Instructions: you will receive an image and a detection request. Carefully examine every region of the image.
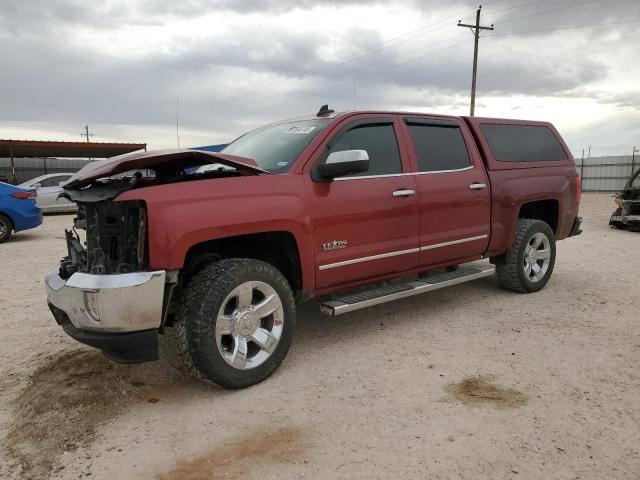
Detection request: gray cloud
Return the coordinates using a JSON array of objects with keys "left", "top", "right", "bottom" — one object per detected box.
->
[
  {"left": 595, "top": 91, "right": 640, "bottom": 110},
  {"left": 0, "top": 0, "right": 638, "bottom": 151}
]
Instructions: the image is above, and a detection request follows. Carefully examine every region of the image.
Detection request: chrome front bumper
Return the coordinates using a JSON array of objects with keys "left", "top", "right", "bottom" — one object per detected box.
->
[{"left": 45, "top": 268, "right": 166, "bottom": 333}]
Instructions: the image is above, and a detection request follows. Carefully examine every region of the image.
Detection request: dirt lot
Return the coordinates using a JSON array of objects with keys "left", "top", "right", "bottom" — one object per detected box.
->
[{"left": 0, "top": 193, "right": 638, "bottom": 480}]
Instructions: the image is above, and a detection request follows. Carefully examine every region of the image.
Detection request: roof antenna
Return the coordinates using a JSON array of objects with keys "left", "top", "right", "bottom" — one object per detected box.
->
[{"left": 316, "top": 104, "right": 334, "bottom": 117}]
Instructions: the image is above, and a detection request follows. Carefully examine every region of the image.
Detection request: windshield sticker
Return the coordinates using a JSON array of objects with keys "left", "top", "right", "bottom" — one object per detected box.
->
[
  {"left": 285, "top": 125, "right": 316, "bottom": 134},
  {"left": 276, "top": 161, "right": 289, "bottom": 167}
]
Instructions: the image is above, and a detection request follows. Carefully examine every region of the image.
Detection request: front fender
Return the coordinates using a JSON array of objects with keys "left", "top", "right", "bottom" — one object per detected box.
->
[{"left": 117, "top": 175, "right": 316, "bottom": 290}]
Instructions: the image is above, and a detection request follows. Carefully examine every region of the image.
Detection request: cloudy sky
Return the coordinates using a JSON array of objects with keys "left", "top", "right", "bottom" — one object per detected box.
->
[{"left": 1, "top": 0, "right": 639, "bottom": 156}]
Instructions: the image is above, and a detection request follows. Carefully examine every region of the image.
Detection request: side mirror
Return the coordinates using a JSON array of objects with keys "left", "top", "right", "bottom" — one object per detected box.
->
[
  {"left": 33, "top": 183, "right": 42, "bottom": 188},
  {"left": 317, "top": 150, "right": 369, "bottom": 180}
]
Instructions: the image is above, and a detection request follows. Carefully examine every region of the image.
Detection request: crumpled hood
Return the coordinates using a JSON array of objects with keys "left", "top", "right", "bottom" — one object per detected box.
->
[{"left": 62, "top": 149, "right": 269, "bottom": 188}]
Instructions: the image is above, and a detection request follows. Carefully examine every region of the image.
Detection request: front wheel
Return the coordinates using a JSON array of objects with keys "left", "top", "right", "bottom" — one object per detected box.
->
[
  {"left": 495, "top": 218, "right": 556, "bottom": 293},
  {"left": 173, "top": 258, "right": 296, "bottom": 389}
]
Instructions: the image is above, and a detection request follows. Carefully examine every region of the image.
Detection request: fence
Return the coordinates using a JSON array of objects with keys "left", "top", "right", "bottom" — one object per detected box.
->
[
  {"left": 0, "top": 157, "right": 92, "bottom": 184},
  {"left": 576, "top": 154, "right": 638, "bottom": 192}
]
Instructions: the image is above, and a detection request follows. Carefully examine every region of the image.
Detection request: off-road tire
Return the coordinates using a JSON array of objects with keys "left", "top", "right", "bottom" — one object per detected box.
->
[
  {"left": 495, "top": 218, "right": 556, "bottom": 293},
  {"left": 172, "top": 258, "right": 296, "bottom": 389},
  {"left": 0, "top": 214, "right": 13, "bottom": 243}
]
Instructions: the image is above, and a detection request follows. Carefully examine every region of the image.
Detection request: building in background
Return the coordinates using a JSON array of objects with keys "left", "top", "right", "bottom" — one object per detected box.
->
[{"left": 0, "top": 139, "right": 146, "bottom": 184}]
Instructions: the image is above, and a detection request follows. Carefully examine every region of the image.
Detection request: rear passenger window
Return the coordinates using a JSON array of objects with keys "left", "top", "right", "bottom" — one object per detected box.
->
[
  {"left": 406, "top": 122, "right": 471, "bottom": 172},
  {"left": 329, "top": 124, "right": 402, "bottom": 176},
  {"left": 480, "top": 124, "right": 567, "bottom": 162},
  {"left": 39, "top": 176, "right": 63, "bottom": 187}
]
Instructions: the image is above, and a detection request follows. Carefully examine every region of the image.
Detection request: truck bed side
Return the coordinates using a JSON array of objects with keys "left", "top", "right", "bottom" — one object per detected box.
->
[{"left": 464, "top": 117, "right": 580, "bottom": 257}]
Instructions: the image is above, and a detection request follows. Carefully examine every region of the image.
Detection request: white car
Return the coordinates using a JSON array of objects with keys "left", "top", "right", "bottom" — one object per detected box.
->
[
  {"left": 19, "top": 173, "right": 77, "bottom": 213},
  {"left": 195, "top": 163, "right": 235, "bottom": 173}
]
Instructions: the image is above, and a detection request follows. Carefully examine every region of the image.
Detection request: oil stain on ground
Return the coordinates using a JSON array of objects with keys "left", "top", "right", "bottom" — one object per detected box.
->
[
  {"left": 4, "top": 349, "right": 187, "bottom": 479},
  {"left": 155, "top": 427, "right": 303, "bottom": 480},
  {"left": 446, "top": 376, "right": 528, "bottom": 408}
]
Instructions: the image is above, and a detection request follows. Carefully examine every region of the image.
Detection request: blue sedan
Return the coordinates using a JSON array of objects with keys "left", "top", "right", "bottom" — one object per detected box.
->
[{"left": 0, "top": 181, "right": 43, "bottom": 243}]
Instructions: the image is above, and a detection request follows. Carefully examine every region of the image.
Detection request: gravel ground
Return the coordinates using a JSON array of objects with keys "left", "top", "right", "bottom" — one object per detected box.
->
[{"left": 0, "top": 193, "right": 638, "bottom": 480}]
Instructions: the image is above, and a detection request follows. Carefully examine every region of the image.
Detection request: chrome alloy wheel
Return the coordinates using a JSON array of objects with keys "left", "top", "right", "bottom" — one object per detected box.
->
[
  {"left": 215, "top": 281, "right": 284, "bottom": 370},
  {"left": 523, "top": 232, "right": 551, "bottom": 283}
]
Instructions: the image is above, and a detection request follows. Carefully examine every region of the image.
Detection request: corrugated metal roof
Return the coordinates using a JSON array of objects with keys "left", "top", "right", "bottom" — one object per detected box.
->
[{"left": 0, "top": 139, "right": 146, "bottom": 158}]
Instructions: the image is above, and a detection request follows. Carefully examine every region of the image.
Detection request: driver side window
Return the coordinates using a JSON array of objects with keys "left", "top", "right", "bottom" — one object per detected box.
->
[{"left": 328, "top": 124, "right": 402, "bottom": 177}]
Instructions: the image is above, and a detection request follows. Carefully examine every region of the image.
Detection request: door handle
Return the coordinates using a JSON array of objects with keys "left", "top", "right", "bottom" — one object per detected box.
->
[
  {"left": 392, "top": 189, "right": 416, "bottom": 197},
  {"left": 468, "top": 183, "right": 487, "bottom": 190}
]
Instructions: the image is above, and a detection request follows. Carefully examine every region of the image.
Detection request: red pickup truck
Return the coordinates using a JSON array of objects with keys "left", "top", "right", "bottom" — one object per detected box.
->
[{"left": 46, "top": 108, "right": 582, "bottom": 388}]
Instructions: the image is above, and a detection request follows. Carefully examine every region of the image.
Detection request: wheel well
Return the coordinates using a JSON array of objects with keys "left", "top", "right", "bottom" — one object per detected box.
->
[
  {"left": 0, "top": 211, "right": 14, "bottom": 230},
  {"left": 518, "top": 200, "right": 559, "bottom": 233},
  {"left": 183, "top": 231, "right": 302, "bottom": 292}
]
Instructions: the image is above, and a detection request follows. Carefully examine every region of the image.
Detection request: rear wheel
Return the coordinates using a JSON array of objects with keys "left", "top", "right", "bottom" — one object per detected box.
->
[
  {"left": 0, "top": 214, "right": 12, "bottom": 243},
  {"left": 173, "top": 258, "right": 296, "bottom": 389},
  {"left": 495, "top": 218, "right": 556, "bottom": 293}
]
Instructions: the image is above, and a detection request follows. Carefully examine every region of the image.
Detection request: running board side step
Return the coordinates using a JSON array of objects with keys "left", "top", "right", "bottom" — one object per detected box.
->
[{"left": 320, "top": 265, "right": 495, "bottom": 316}]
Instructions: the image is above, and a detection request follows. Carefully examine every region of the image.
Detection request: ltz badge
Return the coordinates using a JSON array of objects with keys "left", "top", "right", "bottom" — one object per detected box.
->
[{"left": 322, "top": 240, "right": 348, "bottom": 251}]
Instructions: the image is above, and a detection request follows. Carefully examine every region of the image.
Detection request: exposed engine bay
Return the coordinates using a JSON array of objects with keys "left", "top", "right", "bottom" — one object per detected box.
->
[
  {"left": 61, "top": 200, "right": 146, "bottom": 278},
  {"left": 609, "top": 167, "right": 640, "bottom": 232},
  {"left": 58, "top": 151, "right": 261, "bottom": 279}
]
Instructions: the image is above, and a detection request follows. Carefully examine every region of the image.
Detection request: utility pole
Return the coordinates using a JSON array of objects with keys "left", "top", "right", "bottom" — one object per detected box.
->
[
  {"left": 176, "top": 96, "right": 181, "bottom": 149},
  {"left": 81, "top": 124, "right": 94, "bottom": 143},
  {"left": 458, "top": 6, "right": 494, "bottom": 116},
  {"left": 81, "top": 125, "right": 95, "bottom": 161},
  {"left": 353, "top": 80, "right": 357, "bottom": 110},
  {"left": 632, "top": 146, "right": 639, "bottom": 176}
]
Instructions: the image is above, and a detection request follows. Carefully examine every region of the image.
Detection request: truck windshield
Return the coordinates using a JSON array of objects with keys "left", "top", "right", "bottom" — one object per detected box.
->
[{"left": 222, "top": 119, "right": 331, "bottom": 172}]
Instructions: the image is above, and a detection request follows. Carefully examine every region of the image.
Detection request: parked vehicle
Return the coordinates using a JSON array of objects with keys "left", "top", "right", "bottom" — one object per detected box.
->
[
  {"left": 19, "top": 173, "right": 76, "bottom": 213},
  {"left": 45, "top": 108, "right": 582, "bottom": 388},
  {"left": 609, "top": 167, "right": 640, "bottom": 231},
  {"left": 0, "top": 181, "right": 42, "bottom": 243},
  {"left": 194, "top": 163, "right": 234, "bottom": 174}
]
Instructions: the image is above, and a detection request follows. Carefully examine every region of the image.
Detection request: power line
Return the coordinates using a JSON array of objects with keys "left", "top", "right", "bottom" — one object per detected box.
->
[
  {"left": 458, "top": 6, "right": 494, "bottom": 116},
  {"left": 495, "top": 0, "right": 605, "bottom": 25},
  {"left": 210, "top": 0, "right": 515, "bottom": 110},
  {"left": 211, "top": 10, "right": 474, "bottom": 109},
  {"left": 219, "top": 13, "right": 637, "bottom": 127},
  {"left": 201, "top": 0, "right": 554, "bottom": 116},
  {"left": 173, "top": 0, "right": 561, "bottom": 124},
  {"left": 92, "top": 10, "right": 640, "bottom": 141},
  {"left": 488, "top": 0, "right": 551, "bottom": 15},
  {"left": 192, "top": 31, "right": 468, "bottom": 124},
  {"left": 11, "top": 2, "right": 634, "bottom": 146},
  {"left": 484, "top": 18, "right": 640, "bottom": 36},
  {"left": 218, "top": 38, "right": 471, "bottom": 126}
]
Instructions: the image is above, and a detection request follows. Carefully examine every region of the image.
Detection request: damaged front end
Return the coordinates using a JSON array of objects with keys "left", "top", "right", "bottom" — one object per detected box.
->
[
  {"left": 62, "top": 197, "right": 147, "bottom": 279},
  {"left": 46, "top": 149, "right": 266, "bottom": 363},
  {"left": 58, "top": 148, "right": 266, "bottom": 278},
  {"left": 610, "top": 167, "right": 640, "bottom": 232},
  {"left": 47, "top": 183, "right": 165, "bottom": 363}
]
